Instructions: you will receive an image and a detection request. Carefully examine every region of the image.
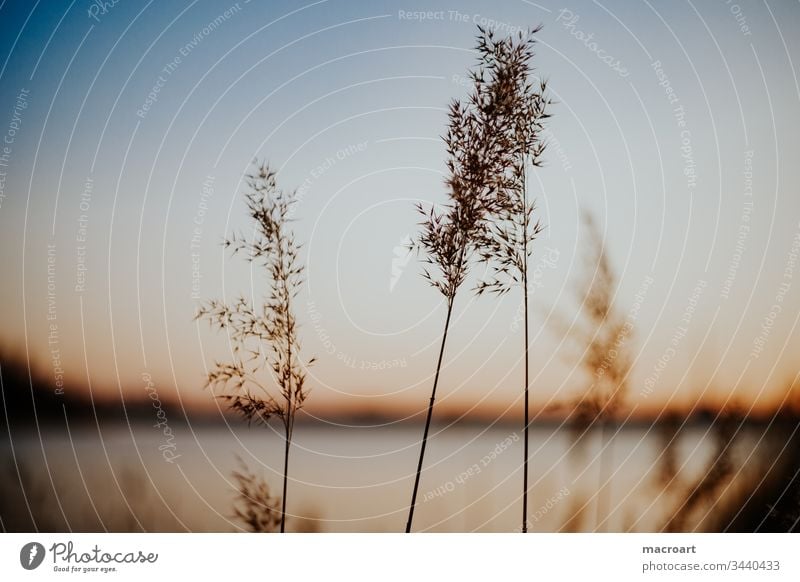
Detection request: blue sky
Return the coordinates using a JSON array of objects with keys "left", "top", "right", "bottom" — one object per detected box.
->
[{"left": 1, "top": 0, "right": 799, "bottom": 418}]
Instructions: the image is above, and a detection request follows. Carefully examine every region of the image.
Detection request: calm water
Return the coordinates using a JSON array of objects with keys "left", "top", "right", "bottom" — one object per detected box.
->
[{"left": 3, "top": 422, "right": 756, "bottom": 532}]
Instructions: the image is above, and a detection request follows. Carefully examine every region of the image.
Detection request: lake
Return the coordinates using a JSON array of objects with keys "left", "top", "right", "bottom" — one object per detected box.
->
[{"left": 1, "top": 421, "right": 762, "bottom": 532}]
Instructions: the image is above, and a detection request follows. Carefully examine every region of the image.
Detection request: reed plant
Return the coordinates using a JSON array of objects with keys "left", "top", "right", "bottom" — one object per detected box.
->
[
  {"left": 472, "top": 27, "right": 550, "bottom": 533},
  {"left": 231, "top": 457, "right": 282, "bottom": 533},
  {"left": 196, "top": 162, "right": 313, "bottom": 533},
  {"left": 405, "top": 26, "right": 528, "bottom": 533},
  {"left": 550, "top": 212, "right": 633, "bottom": 531}
]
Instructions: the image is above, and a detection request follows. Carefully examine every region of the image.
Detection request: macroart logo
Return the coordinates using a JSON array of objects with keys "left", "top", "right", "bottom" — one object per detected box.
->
[{"left": 19, "top": 542, "right": 45, "bottom": 570}]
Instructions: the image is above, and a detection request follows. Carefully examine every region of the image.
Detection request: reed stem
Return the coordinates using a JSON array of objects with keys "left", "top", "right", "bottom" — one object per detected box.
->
[
  {"left": 406, "top": 297, "right": 455, "bottom": 533},
  {"left": 522, "top": 160, "right": 530, "bottom": 533}
]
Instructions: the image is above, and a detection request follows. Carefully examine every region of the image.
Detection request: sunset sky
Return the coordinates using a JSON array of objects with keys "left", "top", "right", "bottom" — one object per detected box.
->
[{"left": 1, "top": 0, "right": 799, "bottom": 421}]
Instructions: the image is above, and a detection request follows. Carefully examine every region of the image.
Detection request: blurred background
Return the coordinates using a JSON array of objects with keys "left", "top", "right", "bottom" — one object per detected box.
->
[{"left": 1, "top": 0, "right": 799, "bottom": 532}]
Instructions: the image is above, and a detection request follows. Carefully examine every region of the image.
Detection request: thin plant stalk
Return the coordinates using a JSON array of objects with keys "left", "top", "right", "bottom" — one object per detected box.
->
[
  {"left": 553, "top": 211, "right": 632, "bottom": 531},
  {"left": 521, "top": 161, "right": 530, "bottom": 532},
  {"left": 595, "top": 419, "right": 612, "bottom": 531},
  {"left": 281, "top": 418, "right": 291, "bottom": 532},
  {"left": 405, "top": 26, "right": 522, "bottom": 531},
  {"left": 473, "top": 28, "right": 550, "bottom": 533},
  {"left": 196, "top": 162, "right": 313, "bottom": 533},
  {"left": 406, "top": 296, "right": 455, "bottom": 533}
]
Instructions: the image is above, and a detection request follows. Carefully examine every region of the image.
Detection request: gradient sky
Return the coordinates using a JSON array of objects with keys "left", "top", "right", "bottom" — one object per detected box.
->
[{"left": 1, "top": 0, "right": 799, "bottom": 420}]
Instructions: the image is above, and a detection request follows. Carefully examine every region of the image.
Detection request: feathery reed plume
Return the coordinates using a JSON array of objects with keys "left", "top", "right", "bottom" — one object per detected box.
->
[
  {"left": 473, "top": 26, "right": 550, "bottom": 533},
  {"left": 231, "top": 457, "right": 282, "bottom": 533},
  {"left": 196, "top": 162, "right": 313, "bottom": 533},
  {"left": 555, "top": 211, "right": 633, "bottom": 531},
  {"left": 405, "top": 26, "right": 524, "bottom": 533}
]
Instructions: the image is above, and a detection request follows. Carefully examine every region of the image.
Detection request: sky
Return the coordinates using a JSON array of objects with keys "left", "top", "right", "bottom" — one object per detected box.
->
[{"left": 1, "top": 0, "right": 799, "bottom": 421}]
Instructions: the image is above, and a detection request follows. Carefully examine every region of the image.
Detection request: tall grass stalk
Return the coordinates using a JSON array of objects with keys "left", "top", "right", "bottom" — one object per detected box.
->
[
  {"left": 473, "top": 27, "right": 550, "bottom": 533},
  {"left": 405, "top": 27, "right": 523, "bottom": 533},
  {"left": 196, "top": 162, "right": 313, "bottom": 533},
  {"left": 548, "top": 212, "right": 632, "bottom": 531},
  {"left": 574, "top": 213, "right": 632, "bottom": 531}
]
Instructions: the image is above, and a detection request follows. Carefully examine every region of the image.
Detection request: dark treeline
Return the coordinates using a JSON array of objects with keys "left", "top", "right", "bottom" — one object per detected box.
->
[{"left": 0, "top": 350, "right": 146, "bottom": 430}]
